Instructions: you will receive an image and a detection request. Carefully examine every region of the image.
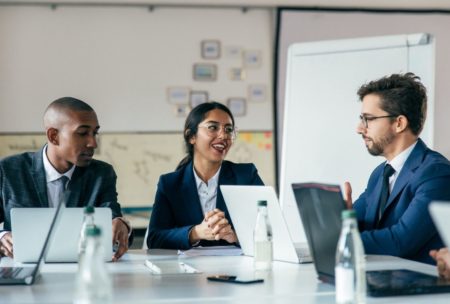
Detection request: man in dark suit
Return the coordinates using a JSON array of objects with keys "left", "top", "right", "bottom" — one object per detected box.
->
[
  {"left": 0, "top": 97, "right": 130, "bottom": 261},
  {"left": 344, "top": 73, "right": 450, "bottom": 264}
]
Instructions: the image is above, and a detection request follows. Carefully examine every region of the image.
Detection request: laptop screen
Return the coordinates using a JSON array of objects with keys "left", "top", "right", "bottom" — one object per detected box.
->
[{"left": 291, "top": 183, "right": 346, "bottom": 282}]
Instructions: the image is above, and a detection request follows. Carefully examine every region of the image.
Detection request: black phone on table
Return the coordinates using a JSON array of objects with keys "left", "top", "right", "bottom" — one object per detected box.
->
[{"left": 207, "top": 275, "right": 264, "bottom": 284}]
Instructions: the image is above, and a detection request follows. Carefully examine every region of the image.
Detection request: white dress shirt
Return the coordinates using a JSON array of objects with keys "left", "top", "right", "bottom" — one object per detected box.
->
[
  {"left": 193, "top": 166, "right": 221, "bottom": 215},
  {"left": 386, "top": 141, "right": 417, "bottom": 192}
]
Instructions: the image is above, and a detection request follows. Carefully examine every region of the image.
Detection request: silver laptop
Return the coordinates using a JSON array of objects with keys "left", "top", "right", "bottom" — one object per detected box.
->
[
  {"left": 221, "top": 185, "right": 312, "bottom": 264},
  {"left": 0, "top": 196, "right": 64, "bottom": 285},
  {"left": 429, "top": 202, "right": 450, "bottom": 247},
  {"left": 11, "top": 207, "right": 112, "bottom": 263}
]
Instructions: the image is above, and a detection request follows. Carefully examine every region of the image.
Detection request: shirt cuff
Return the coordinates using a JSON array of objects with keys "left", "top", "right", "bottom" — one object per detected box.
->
[{"left": 188, "top": 226, "right": 200, "bottom": 247}]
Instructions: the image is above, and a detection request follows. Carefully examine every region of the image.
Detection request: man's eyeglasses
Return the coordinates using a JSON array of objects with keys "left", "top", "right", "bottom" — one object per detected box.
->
[
  {"left": 198, "top": 122, "right": 237, "bottom": 140},
  {"left": 359, "top": 114, "right": 397, "bottom": 128}
]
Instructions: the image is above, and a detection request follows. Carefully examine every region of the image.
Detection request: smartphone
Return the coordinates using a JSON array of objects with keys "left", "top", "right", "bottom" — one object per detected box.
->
[{"left": 207, "top": 275, "right": 264, "bottom": 284}]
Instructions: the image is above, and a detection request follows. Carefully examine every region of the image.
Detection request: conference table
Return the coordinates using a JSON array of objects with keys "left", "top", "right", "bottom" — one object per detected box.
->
[{"left": 1, "top": 249, "right": 449, "bottom": 304}]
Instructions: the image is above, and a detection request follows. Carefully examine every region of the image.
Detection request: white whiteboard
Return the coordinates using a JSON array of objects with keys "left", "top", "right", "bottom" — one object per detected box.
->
[{"left": 280, "top": 33, "right": 434, "bottom": 243}]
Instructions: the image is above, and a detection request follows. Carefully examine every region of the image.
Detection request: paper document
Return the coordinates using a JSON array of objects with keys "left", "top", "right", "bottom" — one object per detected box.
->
[
  {"left": 178, "top": 246, "right": 243, "bottom": 257},
  {"left": 144, "top": 260, "right": 201, "bottom": 275}
]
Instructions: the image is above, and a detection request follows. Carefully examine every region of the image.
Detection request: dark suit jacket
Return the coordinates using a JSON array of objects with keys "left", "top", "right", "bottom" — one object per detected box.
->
[
  {"left": 147, "top": 160, "right": 264, "bottom": 249},
  {"left": 0, "top": 146, "right": 123, "bottom": 232},
  {"left": 354, "top": 139, "right": 450, "bottom": 264}
]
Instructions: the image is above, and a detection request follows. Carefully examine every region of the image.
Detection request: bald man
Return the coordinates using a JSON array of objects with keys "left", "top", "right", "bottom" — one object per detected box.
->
[{"left": 0, "top": 97, "right": 130, "bottom": 261}]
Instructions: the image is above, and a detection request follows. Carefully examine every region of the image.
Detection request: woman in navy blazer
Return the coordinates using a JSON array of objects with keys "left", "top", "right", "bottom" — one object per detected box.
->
[{"left": 147, "top": 102, "right": 264, "bottom": 249}]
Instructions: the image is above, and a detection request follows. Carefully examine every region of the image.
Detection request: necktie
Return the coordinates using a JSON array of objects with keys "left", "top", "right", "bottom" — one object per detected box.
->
[
  {"left": 55, "top": 176, "right": 69, "bottom": 207},
  {"left": 378, "top": 164, "right": 395, "bottom": 221}
]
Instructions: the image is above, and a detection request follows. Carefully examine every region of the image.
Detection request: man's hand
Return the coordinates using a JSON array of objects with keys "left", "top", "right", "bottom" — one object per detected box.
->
[
  {"left": 344, "top": 181, "right": 353, "bottom": 209},
  {"left": 430, "top": 248, "right": 450, "bottom": 280},
  {"left": 111, "top": 218, "right": 129, "bottom": 262},
  {"left": 0, "top": 232, "right": 14, "bottom": 258}
]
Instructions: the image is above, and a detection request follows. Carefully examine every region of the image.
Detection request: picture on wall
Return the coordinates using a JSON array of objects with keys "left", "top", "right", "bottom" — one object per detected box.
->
[
  {"left": 190, "top": 91, "right": 209, "bottom": 108},
  {"left": 201, "top": 40, "right": 221, "bottom": 59},
  {"left": 227, "top": 97, "right": 246, "bottom": 117},
  {"left": 193, "top": 63, "right": 217, "bottom": 81},
  {"left": 243, "top": 50, "right": 262, "bottom": 68},
  {"left": 167, "top": 87, "right": 190, "bottom": 104},
  {"left": 248, "top": 84, "right": 266, "bottom": 102}
]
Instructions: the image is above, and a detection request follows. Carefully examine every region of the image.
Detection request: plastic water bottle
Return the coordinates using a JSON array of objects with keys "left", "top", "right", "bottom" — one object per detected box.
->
[
  {"left": 335, "top": 210, "right": 366, "bottom": 304},
  {"left": 73, "top": 226, "right": 112, "bottom": 304},
  {"left": 253, "top": 200, "right": 273, "bottom": 270},
  {"left": 78, "top": 206, "right": 95, "bottom": 260}
]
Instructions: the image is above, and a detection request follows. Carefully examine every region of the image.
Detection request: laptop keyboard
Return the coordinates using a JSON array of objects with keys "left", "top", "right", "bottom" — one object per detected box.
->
[{"left": 0, "top": 267, "right": 23, "bottom": 279}]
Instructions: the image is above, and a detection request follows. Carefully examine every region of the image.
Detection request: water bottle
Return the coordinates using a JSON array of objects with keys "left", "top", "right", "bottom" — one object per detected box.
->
[
  {"left": 73, "top": 226, "right": 112, "bottom": 304},
  {"left": 78, "top": 206, "right": 95, "bottom": 260},
  {"left": 335, "top": 210, "right": 366, "bottom": 304},
  {"left": 253, "top": 200, "right": 273, "bottom": 271}
]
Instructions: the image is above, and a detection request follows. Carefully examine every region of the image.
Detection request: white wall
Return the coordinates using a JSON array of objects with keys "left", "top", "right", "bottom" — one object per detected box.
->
[{"left": 0, "top": 6, "right": 274, "bottom": 132}]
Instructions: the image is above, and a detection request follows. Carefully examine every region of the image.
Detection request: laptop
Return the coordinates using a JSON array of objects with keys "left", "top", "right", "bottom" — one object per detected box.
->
[
  {"left": 0, "top": 196, "right": 64, "bottom": 285},
  {"left": 11, "top": 207, "right": 112, "bottom": 263},
  {"left": 292, "top": 182, "right": 450, "bottom": 297},
  {"left": 429, "top": 202, "right": 450, "bottom": 247},
  {"left": 220, "top": 185, "right": 312, "bottom": 264}
]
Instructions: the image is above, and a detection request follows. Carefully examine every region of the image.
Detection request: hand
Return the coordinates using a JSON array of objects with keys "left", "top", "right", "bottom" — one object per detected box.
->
[
  {"left": 111, "top": 218, "right": 129, "bottom": 262},
  {"left": 205, "top": 209, "right": 238, "bottom": 244},
  {"left": 343, "top": 181, "right": 353, "bottom": 209},
  {"left": 430, "top": 248, "right": 450, "bottom": 280},
  {"left": 0, "top": 232, "right": 14, "bottom": 258}
]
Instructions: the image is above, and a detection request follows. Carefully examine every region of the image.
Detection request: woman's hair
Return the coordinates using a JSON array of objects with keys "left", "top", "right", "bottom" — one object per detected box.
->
[{"left": 176, "top": 101, "right": 235, "bottom": 170}]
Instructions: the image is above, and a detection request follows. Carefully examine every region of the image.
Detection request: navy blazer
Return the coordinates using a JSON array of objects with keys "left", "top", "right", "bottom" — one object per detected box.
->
[
  {"left": 147, "top": 160, "right": 264, "bottom": 249},
  {"left": 354, "top": 139, "right": 450, "bottom": 264},
  {"left": 0, "top": 146, "right": 124, "bottom": 232}
]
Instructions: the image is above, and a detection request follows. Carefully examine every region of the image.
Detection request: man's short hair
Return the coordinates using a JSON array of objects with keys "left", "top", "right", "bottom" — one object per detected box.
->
[
  {"left": 357, "top": 73, "right": 427, "bottom": 135},
  {"left": 46, "top": 97, "right": 94, "bottom": 113}
]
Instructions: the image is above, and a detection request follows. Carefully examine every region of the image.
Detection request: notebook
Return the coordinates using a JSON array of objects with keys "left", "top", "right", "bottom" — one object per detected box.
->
[
  {"left": 11, "top": 207, "right": 112, "bottom": 263},
  {"left": 220, "top": 185, "right": 312, "bottom": 264},
  {"left": 292, "top": 182, "right": 450, "bottom": 297},
  {"left": 0, "top": 198, "right": 64, "bottom": 285}
]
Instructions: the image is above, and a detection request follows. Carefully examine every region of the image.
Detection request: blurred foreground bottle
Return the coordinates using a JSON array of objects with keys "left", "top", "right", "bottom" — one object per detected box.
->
[
  {"left": 335, "top": 210, "right": 366, "bottom": 304},
  {"left": 78, "top": 206, "right": 95, "bottom": 261},
  {"left": 253, "top": 200, "right": 273, "bottom": 271},
  {"left": 74, "top": 226, "right": 112, "bottom": 304}
]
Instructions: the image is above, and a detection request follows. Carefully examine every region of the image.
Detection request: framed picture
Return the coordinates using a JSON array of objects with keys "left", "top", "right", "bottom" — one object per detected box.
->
[
  {"left": 193, "top": 63, "right": 217, "bottom": 81},
  {"left": 248, "top": 84, "right": 266, "bottom": 102},
  {"left": 243, "top": 50, "right": 262, "bottom": 68},
  {"left": 201, "top": 40, "right": 221, "bottom": 59},
  {"left": 167, "top": 87, "right": 190, "bottom": 104},
  {"left": 174, "top": 104, "right": 191, "bottom": 117},
  {"left": 227, "top": 97, "right": 246, "bottom": 117},
  {"left": 229, "top": 68, "right": 245, "bottom": 81},
  {"left": 190, "top": 91, "right": 209, "bottom": 108},
  {"left": 225, "top": 46, "right": 242, "bottom": 60}
]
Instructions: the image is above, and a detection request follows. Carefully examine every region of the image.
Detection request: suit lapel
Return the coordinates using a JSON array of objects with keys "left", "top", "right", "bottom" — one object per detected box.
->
[
  {"left": 31, "top": 148, "right": 49, "bottom": 207},
  {"left": 381, "top": 140, "right": 426, "bottom": 219},
  {"left": 365, "top": 165, "right": 384, "bottom": 229},
  {"left": 217, "top": 162, "right": 234, "bottom": 221},
  {"left": 182, "top": 162, "right": 204, "bottom": 223}
]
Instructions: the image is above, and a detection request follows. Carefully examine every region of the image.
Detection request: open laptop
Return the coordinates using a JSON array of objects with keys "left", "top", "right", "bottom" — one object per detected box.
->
[
  {"left": 292, "top": 182, "right": 450, "bottom": 297},
  {"left": 220, "top": 185, "right": 312, "bottom": 264},
  {"left": 0, "top": 196, "right": 64, "bottom": 285},
  {"left": 429, "top": 202, "right": 450, "bottom": 248},
  {"left": 11, "top": 207, "right": 112, "bottom": 263}
]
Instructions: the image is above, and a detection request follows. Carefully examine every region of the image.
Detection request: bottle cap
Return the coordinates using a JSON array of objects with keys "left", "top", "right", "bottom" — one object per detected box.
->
[
  {"left": 84, "top": 206, "right": 95, "bottom": 214},
  {"left": 257, "top": 200, "right": 268, "bottom": 207},
  {"left": 341, "top": 209, "right": 356, "bottom": 219},
  {"left": 86, "top": 226, "right": 101, "bottom": 237}
]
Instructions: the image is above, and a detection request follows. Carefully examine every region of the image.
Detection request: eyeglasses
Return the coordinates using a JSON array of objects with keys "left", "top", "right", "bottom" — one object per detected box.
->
[
  {"left": 359, "top": 114, "right": 397, "bottom": 128},
  {"left": 198, "top": 122, "right": 237, "bottom": 140}
]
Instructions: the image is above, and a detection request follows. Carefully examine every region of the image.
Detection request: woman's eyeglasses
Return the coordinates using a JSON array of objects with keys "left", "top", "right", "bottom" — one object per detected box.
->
[{"left": 198, "top": 122, "right": 237, "bottom": 140}]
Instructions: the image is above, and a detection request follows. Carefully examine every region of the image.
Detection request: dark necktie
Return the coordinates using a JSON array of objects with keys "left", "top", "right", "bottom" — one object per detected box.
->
[
  {"left": 378, "top": 164, "right": 395, "bottom": 221},
  {"left": 55, "top": 176, "right": 69, "bottom": 207}
]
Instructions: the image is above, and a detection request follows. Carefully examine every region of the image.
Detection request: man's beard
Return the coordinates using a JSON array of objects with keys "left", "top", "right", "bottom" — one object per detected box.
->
[{"left": 365, "top": 132, "right": 395, "bottom": 156}]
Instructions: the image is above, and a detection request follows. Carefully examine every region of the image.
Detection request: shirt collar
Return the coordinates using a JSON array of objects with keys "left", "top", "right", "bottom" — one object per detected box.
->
[
  {"left": 193, "top": 165, "right": 221, "bottom": 189},
  {"left": 43, "top": 145, "right": 76, "bottom": 183},
  {"left": 387, "top": 140, "right": 418, "bottom": 174}
]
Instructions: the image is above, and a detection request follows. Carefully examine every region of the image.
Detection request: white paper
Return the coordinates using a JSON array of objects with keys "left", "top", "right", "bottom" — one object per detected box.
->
[{"left": 178, "top": 246, "right": 243, "bottom": 257}]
